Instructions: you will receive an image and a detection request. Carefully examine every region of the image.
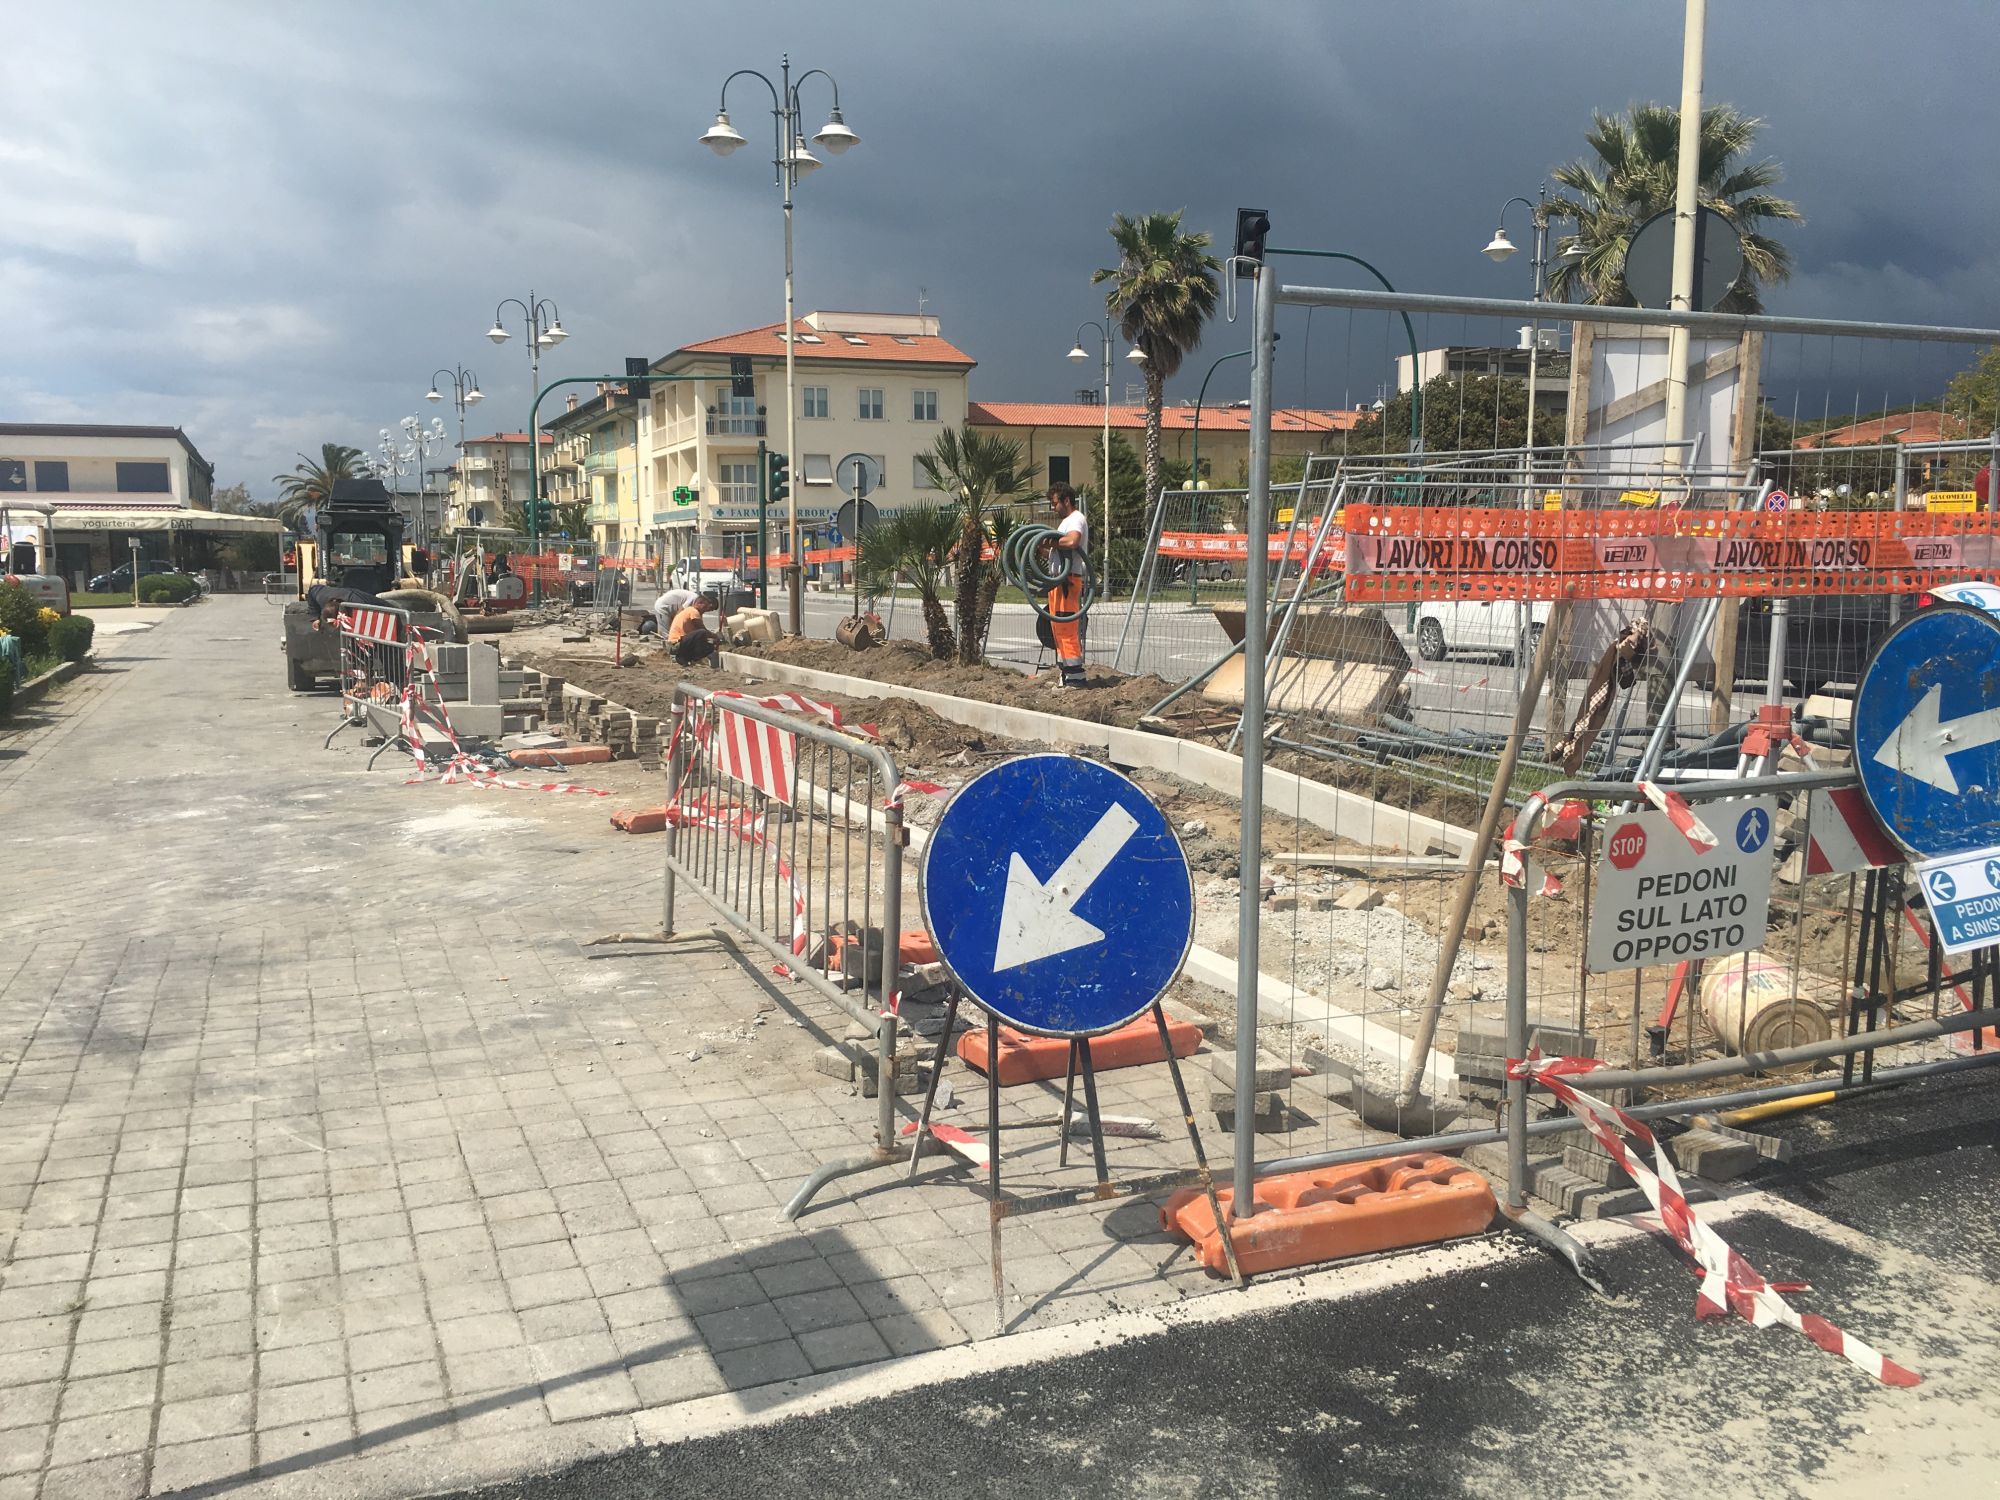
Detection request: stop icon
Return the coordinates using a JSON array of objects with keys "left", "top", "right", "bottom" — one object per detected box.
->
[{"left": 1607, "top": 822, "right": 1647, "bottom": 870}]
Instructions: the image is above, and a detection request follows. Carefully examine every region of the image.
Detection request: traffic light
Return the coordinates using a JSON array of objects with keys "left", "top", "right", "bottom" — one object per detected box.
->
[
  {"left": 1234, "top": 208, "right": 1270, "bottom": 276},
  {"left": 530, "top": 497, "right": 554, "bottom": 535},
  {"left": 767, "top": 451, "right": 790, "bottom": 506}
]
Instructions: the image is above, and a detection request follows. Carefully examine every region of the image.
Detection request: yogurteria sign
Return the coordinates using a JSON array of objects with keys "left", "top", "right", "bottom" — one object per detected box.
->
[
  {"left": 1585, "top": 798, "right": 1778, "bottom": 973},
  {"left": 1340, "top": 505, "right": 2000, "bottom": 602}
]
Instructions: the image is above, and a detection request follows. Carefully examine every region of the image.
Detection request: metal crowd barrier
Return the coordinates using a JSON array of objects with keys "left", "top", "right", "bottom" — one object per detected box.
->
[
  {"left": 662, "top": 684, "right": 908, "bottom": 1214},
  {"left": 1498, "top": 768, "right": 2000, "bottom": 1270},
  {"left": 333, "top": 601, "right": 412, "bottom": 721}
]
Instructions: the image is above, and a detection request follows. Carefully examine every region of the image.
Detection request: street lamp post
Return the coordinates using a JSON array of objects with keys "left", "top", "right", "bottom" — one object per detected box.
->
[
  {"left": 1066, "top": 321, "right": 1145, "bottom": 582},
  {"left": 399, "top": 414, "right": 450, "bottom": 549},
  {"left": 701, "top": 55, "right": 860, "bottom": 637},
  {"left": 487, "top": 293, "right": 567, "bottom": 580},
  {"left": 1266, "top": 247, "right": 1422, "bottom": 454},
  {"left": 1483, "top": 186, "right": 1578, "bottom": 691},
  {"left": 1182, "top": 347, "right": 1248, "bottom": 604},
  {"left": 426, "top": 365, "right": 484, "bottom": 528}
]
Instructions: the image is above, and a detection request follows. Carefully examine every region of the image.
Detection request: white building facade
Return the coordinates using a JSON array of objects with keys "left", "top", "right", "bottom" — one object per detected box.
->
[{"left": 642, "top": 311, "right": 975, "bottom": 567}]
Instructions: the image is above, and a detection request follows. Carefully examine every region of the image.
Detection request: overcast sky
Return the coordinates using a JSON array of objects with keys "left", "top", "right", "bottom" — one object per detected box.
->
[{"left": 5, "top": 1, "right": 1996, "bottom": 494}]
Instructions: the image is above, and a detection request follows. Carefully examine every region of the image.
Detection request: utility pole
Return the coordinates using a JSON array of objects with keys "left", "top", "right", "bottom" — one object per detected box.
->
[{"left": 1661, "top": 0, "right": 1707, "bottom": 486}]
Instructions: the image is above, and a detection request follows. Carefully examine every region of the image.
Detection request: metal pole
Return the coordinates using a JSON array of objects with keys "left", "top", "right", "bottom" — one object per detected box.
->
[
  {"left": 1232, "top": 264, "right": 1276, "bottom": 1216},
  {"left": 527, "top": 294, "right": 543, "bottom": 598},
  {"left": 1102, "top": 332, "right": 1112, "bottom": 593},
  {"left": 757, "top": 437, "right": 769, "bottom": 610},
  {"left": 1660, "top": 0, "right": 1707, "bottom": 491},
  {"left": 782, "top": 57, "right": 802, "bottom": 637}
]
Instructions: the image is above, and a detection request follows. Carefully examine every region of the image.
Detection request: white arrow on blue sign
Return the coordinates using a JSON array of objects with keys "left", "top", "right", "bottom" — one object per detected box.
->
[
  {"left": 1856, "top": 603, "right": 2000, "bottom": 859},
  {"left": 919, "top": 754, "right": 1194, "bottom": 1037}
]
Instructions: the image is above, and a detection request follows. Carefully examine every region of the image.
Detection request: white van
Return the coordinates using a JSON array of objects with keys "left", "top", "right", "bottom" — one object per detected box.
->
[{"left": 1413, "top": 599, "right": 1551, "bottom": 662}]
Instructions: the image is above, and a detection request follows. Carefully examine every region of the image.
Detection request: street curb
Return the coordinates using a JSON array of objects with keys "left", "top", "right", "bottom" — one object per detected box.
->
[
  {"left": 717, "top": 651, "right": 1473, "bottom": 853},
  {"left": 8, "top": 656, "right": 84, "bottom": 712}
]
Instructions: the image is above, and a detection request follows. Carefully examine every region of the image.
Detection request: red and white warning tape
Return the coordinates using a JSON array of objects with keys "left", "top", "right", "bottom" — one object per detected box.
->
[
  {"left": 1507, "top": 1052, "right": 1920, "bottom": 1387},
  {"left": 1635, "top": 780, "right": 1719, "bottom": 853},
  {"left": 396, "top": 630, "right": 610, "bottom": 796}
]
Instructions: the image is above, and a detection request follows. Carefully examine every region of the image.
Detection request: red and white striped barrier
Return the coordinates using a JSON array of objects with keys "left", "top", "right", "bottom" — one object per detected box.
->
[
  {"left": 1635, "top": 780, "right": 1719, "bottom": 853},
  {"left": 1508, "top": 1052, "right": 1920, "bottom": 1387}
]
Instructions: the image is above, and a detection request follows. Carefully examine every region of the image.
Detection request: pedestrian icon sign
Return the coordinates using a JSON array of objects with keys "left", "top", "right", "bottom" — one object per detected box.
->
[
  {"left": 1915, "top": 843, "right": 2000, "bottom": 957},
  {"left": 920, "top": 754, "right": 1194, "bottom": 1037},
  {"left": 1735, "top": 807, "right": 1770, "bottom": 855}
]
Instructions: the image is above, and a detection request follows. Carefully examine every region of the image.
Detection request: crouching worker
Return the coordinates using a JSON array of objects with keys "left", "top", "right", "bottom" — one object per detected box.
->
[
  {"left": 668, "top": 592, "right": 721, "bottom": 667},
  {"left": 305, "top": 582, "right": 383, "bottom": 630}
]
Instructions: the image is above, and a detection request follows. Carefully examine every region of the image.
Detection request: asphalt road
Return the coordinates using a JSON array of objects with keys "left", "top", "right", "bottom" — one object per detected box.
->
[{"left": 442, "top": 1069, "right": 2000, "bottom": 1500}]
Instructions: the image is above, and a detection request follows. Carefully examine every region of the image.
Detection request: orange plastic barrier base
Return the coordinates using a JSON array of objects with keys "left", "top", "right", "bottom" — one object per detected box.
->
[
  {"left": 511, "top": 745, "right": 613, "bottom": 767},
  {"left": 1160, "top": 1154, "right": 1497, "bottom": 1275},
  {"left": 610, "top": 805, "right": 669, "bottom": 834},
  {"left": 957, "top": 1014, "right": 1202, "bottom": 1086}
]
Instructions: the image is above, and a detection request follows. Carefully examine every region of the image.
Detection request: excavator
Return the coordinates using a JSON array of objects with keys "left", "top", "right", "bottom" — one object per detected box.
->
[{"left": 280, "top": 478, "right": 464, "bottom": 691}]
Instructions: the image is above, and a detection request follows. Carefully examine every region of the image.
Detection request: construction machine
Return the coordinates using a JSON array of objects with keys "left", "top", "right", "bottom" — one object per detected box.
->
[{"left": 281, "top": 478, "right": 462, "bottom": 691}]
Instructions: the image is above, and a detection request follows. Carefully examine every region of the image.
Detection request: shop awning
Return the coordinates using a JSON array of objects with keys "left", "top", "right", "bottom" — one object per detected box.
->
[{"left": 48, "top": 505, "right": 284, "bottom": 535}]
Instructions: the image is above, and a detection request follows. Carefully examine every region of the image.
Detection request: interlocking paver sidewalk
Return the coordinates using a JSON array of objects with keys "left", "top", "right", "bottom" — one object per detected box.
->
[{"left": 0, "top": 598, "right": 1380, "bottom": 1497}]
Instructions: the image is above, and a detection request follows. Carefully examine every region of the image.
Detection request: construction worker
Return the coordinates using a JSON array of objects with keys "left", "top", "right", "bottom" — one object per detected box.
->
[
  {"left": 651, "top": 583, "right": 697, "bottom": 638},
  {"left": 1045, "top": 482, "right": 1089, "bottom": 687},
  {"left": 668, "top": 591, "right": 721, "bottom": 667}
]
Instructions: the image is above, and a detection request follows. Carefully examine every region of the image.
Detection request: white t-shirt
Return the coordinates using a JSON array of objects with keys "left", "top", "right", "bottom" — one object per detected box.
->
[
  {"left": 1056, "top": 509, "right": 1089, "bottom": 577},
  {"left": 653, "top": 587, "right": 697, "bottom": 633}
]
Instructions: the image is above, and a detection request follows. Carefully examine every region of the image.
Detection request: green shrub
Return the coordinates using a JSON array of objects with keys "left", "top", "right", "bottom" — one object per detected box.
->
[
  {"left": 49, "top": 614, "right": 95, "bottom": 662},
  {"left": 138, "top": 572, "right": 199, "bottom": 604},
  {"left": 0, "top": 580, "right": 50, "bottom": 656}
]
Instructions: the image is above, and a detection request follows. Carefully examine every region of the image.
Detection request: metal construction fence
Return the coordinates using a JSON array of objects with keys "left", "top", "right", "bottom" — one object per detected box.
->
[
  {"left": 661, "top": 683, "right": 908, "bottom": 1213},
  {"left": 1207, "top": 269, "right": 2000, "bottom": 1248}
]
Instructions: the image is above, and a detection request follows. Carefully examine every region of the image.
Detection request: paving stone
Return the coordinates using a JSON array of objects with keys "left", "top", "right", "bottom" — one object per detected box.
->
[
  {"left": 712, "top": 1338, "right": 811, "bottom": 1390},
  {"left": 349, "top": 1360, "right": 445, "bottom": 1414},
  {"left": 796, "top": 1321, "right": 892, "bottom": 1372},
  {"left": 149, "top": 1432, "right": 256, "bottom": 1495},
  {"left": 156, "top": 1391, "right": 254, "bottom": 1446},
  {"left": 40, "top": 1453, "right": 145, "bottom": 1500}
]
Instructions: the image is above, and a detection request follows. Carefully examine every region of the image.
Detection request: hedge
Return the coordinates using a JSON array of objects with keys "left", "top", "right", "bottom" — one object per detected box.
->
[
  {"left": 138, "top": 573, "right": 200, "bottom": 604},
  {"left": 0, "top": 580, "right": 50, "bottom": 656},
  {"left": 49, "top": 614, "right": 95, "bottom": 663}
]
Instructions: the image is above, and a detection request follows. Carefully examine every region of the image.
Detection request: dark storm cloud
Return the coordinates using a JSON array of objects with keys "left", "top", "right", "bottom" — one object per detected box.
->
[{"left": 3, "top": 0, "right": 1995, "bottom": 491}]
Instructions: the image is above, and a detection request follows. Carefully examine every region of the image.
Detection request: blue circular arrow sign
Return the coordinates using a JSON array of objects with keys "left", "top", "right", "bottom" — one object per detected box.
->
[
  {"left": 919, "top": 754, "right": 1194, "bottom": 1037},
  {"left": 1855, "top": 603, "right": 2000, "bottom": 859}
]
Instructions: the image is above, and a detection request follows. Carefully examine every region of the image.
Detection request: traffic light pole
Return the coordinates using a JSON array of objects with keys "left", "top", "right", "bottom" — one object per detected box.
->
[
  {"left": 527, "top": 372, "right": 706, "bottom": 606},
  {"left": 756, "top": 438, "right": 769, "bottom": 611}
]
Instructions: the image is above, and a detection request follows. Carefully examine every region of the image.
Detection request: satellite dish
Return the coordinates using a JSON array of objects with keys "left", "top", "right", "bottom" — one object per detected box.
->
[
  {"left": 1622, "top": 206, "right": 1747, "bottom": 311},
  {"left": 835, "top": 453, "right": 883, "bottom": 499},
  {"left": 833, "top": 498, "right": 879, "bottom": 539}
]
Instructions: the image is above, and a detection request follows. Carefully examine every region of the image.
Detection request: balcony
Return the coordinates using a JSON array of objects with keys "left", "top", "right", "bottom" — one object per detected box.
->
[
  {"left": 706, "top": 414, "right": 766, "bottom": 437},
  {"left": 582, "top": 452, "right": 620, "bottom": 474},
  {"left": 460, "top": 457, "right": 493, "bottom": 473}
]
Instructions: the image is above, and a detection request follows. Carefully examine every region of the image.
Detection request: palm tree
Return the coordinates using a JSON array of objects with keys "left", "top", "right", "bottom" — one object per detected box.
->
[
  {"left": 1544, "top": 103, "right": 1803, "bottom": 313},
  {"left": 917, "top": 427, "right": 1039, "bottom": 665},
  {"left": 271, "top": 442, "right": 364, "bottom": 529},
  {"left": 858, "top": 504, "right": 959, "bottom": 659},
  {"left": 1092, "top": 211, "right": 1221, "bottom": 512}
]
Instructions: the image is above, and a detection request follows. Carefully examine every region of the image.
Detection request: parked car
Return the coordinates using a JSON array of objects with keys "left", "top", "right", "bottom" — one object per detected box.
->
[
  {"left": 87, "top": 559, "right": 177, "bottom": 593},
  {"left": 1413, "top": 599, "right": 1553, "bottom": 662},
  {"left": 1724, "top": 593, "right": 1915, "bottom": 700}
]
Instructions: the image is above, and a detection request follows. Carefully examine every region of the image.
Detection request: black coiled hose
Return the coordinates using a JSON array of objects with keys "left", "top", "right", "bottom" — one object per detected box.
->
[{"left": 1001, "top": 524, "right": 1095, "bottom": 623}]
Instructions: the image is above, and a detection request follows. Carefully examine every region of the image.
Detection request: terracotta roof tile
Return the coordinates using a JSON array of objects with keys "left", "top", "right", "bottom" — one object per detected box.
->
[
  {"left": 967, "top": 402, "right": 1364, "bottom": 433},
  {"left": 675, "top": 320, "right": 976, "bottom": 367},
  {"left": 462, "top": 433, "right": 552, "bottom": 445},
  {"left": 1793, "top": 410, "right": 1967, "bottom": 449}
]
